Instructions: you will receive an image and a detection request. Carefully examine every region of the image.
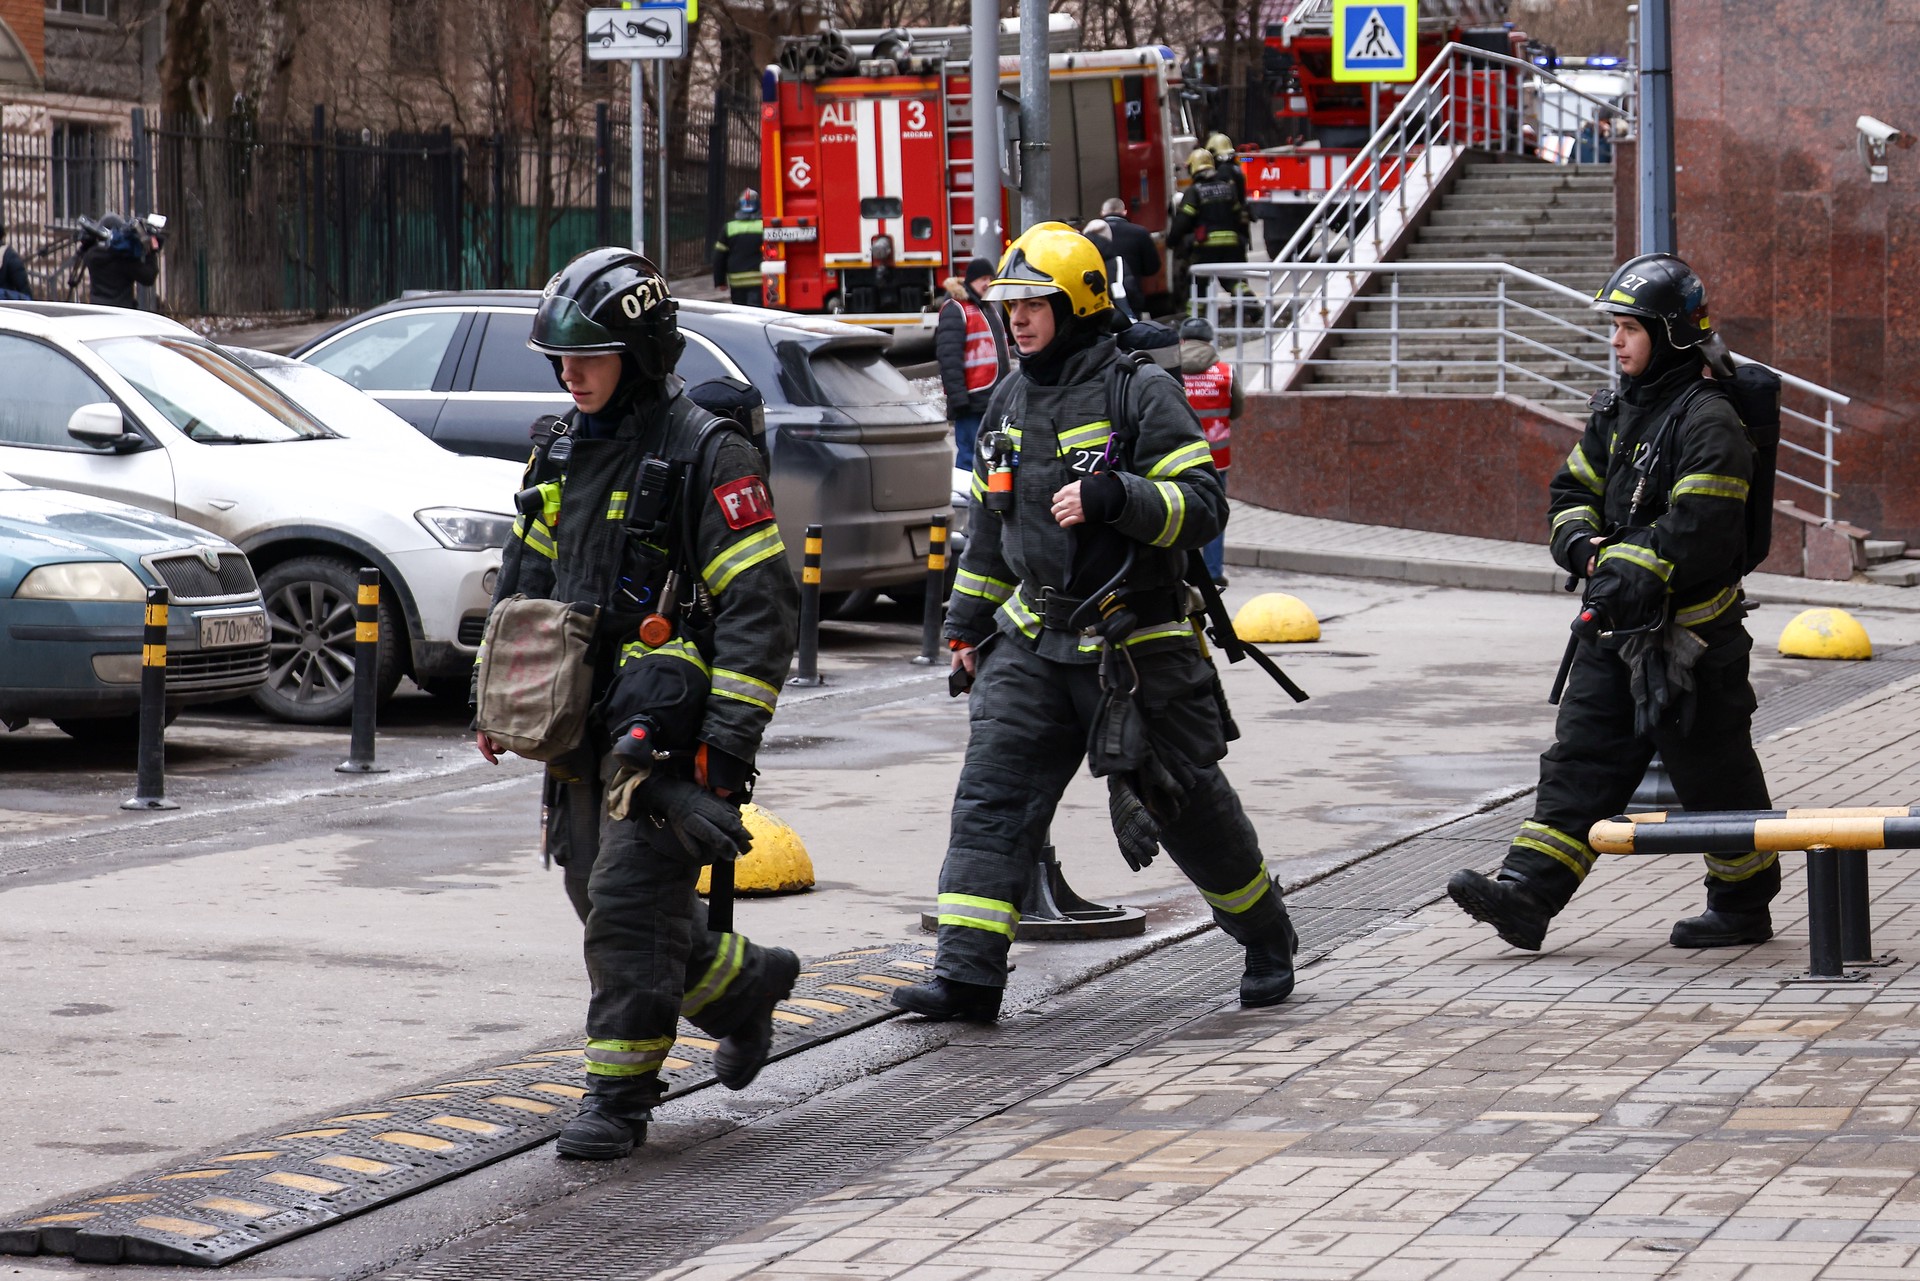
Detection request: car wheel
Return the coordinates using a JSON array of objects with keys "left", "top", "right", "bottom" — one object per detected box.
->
[{"left": 252, "top": 556, "right": 404, "bottom": 725}]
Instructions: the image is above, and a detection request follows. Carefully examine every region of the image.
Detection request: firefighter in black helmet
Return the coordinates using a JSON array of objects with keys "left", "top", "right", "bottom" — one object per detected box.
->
[
  {"left": 476, "top": 247, "right": 801, "bottom": 1159},
  {"left": 1447, "top": 253, "right": 1777, "bottom": 953},
  {"left": 889, "top": 223, "right": 1299, "bottom": 1025}
]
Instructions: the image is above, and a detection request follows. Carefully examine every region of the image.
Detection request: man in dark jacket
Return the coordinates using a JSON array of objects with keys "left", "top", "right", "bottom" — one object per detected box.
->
[
  {"left": 934, "top": 256, "right": 1008, "bottom": 465},
  {"left": 0, "top": 217, "right": 32, "bottom": 301},
  {"left": 83, "top": 214, "right": 160, "bottom": 309},
  {"left": 891, "top": 223, "right": 1299, "bottom": 1025},
  {"left": 476, "top": 248, "right": 802, "bottom": 1160},
  {"left": 1448, "top": 253, "right": 1777, "bottom": 952},
  {"left": 712, "top": 189, "right": 763, "bottom": 305},
  {"left": 1099, "top": 197, "right": 1163, "bottom": 304}
]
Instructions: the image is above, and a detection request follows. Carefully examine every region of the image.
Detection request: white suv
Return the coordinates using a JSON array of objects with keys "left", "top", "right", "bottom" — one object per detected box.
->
[{"left": 0, "top": 303, "right": 521, "bottom": 723}]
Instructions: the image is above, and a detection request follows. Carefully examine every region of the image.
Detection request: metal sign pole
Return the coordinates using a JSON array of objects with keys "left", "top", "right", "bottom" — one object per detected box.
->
[
  {"left": 1637, "top": 0, "right": 1677, "bottom": 253},
  {"left": 631, "top": 60, "right": 646, "bottom": 251},
  {"left": 658, "top": 59, "right": 670, "bottom": 267},
  {"left": 969, "top": 0, "right": 1003, "bottom": 257},
  {"left": 1017, "top": 0, "right": 1049, "bottom": 231}
]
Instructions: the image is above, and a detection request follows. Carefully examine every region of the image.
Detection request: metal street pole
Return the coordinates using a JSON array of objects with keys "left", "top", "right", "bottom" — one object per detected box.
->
[
  {"left": 970, "top": 0, "right": 1003, "bottom": 258},
  {"left": 1017, "top": 0, "right": 1049, "bottom": 231},
  {"left": 1637, "top": 0, "right": 1676, "bottom": 254},
  {"left": 657, "top": 59, "right": 670, "bottom": 267},
  {"left": 630, "top": 61, "right": 645, "bottom": 251}
]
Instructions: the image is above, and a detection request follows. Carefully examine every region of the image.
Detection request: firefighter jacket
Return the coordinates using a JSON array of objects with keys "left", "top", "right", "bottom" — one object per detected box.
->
[
  {"left": 1180, "top": 338, "right": 1240, "bottom": 470},
  {"left": 947, "top": 336, "right": 1227, "bottom": 665},
  {"left": 934, "top": 278, "right": 1009, "bottom": 418},
  {"left": 490, "top": 379, "right": 799, "bottom": 767},
  {"left": 1547, "top": 363, "right": 1754, "bottom": 635},
  {"left": 712, "top": 218, "right": 764, "bottom": 291},
  {"left": 1168, "top": 169, "right": 1249, "bottom": 253}
]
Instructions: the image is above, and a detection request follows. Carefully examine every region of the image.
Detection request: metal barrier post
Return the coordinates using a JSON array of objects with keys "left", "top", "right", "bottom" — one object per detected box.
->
[
  {"left": 912, "top": 515, "right": 948, "bottom": 665},
  {"left": 1837, "top": 849, "right": 1894, "bottom": 965},
  {"left": 337, "top": 568, "right": 388, "bottom": 774},
  {"left": 788, "top": 523, "right": 825, "bottom": 687},
  {"left": 121, "top": 586, "right": 179, "bottom": 812},
  {"left": 1803, "top": 848, "right": 1845, "bottom": 979}
]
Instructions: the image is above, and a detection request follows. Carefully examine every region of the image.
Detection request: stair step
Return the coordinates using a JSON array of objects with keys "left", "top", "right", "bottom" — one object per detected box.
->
[
  {"left": 1864, "top": 538, "right": 1910, "bottom": 563},
  {"left": 1426, "top": 209, "right": 1613, "bottom": 228},
  {"left": 1862, "top": 561, "right": 1920, "bottom": 588},
  {"left": 1404, "top": 242, "right": 1617, "bottom": 258},
  {"left": 1439, "top": 195, "right": 1615, "bottom": 211}
]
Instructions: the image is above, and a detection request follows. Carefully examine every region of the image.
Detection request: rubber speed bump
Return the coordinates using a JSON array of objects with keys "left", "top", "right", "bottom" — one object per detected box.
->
[
  {"left": 1778, "top": 608, "right": 1872, "bottom": 660},
  {"left": 698, "top": 803, "right": 815, "bottom": 896},
  {"left": 0, "top": 942, "right": 932, "bottom": 1267},
  {"left": 1232, "top": 592, "right": 1320, "bottom": 643}
]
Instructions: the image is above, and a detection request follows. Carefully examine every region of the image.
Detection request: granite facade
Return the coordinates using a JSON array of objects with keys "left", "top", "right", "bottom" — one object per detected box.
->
[
  {"left": 1668, "top": 0, "right": 1920, "bottom": 543},
  {"left": 1232, "top": 393, "right": 1583, "bottom": 544}
]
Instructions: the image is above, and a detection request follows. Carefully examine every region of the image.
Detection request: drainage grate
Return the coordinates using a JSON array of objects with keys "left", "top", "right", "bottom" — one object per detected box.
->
[{"left": 0, "top": 944, "right": 933, "bottom": 1267}]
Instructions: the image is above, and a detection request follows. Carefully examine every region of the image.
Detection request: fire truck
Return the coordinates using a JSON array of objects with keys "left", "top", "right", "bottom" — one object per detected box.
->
[
  {"left": 758, "top": 19, "right": 1197, "bottom": 321},
  {"left": 1240, "top": 0, "right": 1529, "bottom": 253}
]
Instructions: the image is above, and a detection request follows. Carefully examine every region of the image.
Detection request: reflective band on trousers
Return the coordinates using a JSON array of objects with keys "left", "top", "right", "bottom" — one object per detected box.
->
[
  {"left": 1705, "top": 849, "right": 1779, "bottom": 881},
  {"left": 1513, "top": 820, "right": 1596, "bottom": 878},
  {"left": 682, "top": 933, "right": 746, "bottom": 1017},
  {"left": 1201, "top": 866, "right": 1271, "bottom": 915},
  {"left": 936, "top": 892, "right": 1020, "bottom": 938},
  {"left": 1676, "top": 585, "right": 1741, "bottom": 629},
  {"left": 584, "top": 1037, "right": 672, "bottom": 1077}
]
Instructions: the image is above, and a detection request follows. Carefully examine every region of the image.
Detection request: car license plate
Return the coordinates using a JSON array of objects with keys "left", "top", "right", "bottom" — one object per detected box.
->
[{"left": 200, "top": 610, "right": 267, "bottom": 649}]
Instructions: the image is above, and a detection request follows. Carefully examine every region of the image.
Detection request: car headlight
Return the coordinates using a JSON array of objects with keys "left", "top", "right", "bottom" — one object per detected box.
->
[
  {"left": 417, "top": 508, "right": 515, "bottom": 551},
  {"left": 15, "top": 561, "right": 146, "bottom": 601}
]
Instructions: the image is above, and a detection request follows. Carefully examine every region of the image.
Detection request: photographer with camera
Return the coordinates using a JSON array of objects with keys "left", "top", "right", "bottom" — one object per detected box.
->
[
  {"left": 82, "top": 213, "right": 163, "bottom": 309},
  {"left": 0, "top": 215, "right": 30, "bottom": 301}
]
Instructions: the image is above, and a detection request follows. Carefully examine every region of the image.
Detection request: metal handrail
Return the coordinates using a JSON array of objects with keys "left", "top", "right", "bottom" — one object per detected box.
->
[{"left": 1193, "top": 259, "right": 1851, "bottom": 519}]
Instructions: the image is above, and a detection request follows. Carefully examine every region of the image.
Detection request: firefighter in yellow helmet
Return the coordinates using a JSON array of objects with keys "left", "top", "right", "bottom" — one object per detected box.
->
[
  {"left": 889, "top": 222, "right": 1298, "bottom": 1024},
  {"left": 1169, "top": 145, "right": 1250, "bottom": 282},
  {"left": 1206, "top": 131, "right": 1247, "bottom": 204}
]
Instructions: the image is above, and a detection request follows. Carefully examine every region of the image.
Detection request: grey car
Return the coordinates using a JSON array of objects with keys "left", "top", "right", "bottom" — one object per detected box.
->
[{"left": 292, "top": 294, "right": 956, "bottom": 597}]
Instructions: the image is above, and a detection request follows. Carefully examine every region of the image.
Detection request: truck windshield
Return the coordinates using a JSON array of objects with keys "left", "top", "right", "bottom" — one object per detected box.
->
[{"left": 89, "top": 337, "right": 336, "bottom": 444}]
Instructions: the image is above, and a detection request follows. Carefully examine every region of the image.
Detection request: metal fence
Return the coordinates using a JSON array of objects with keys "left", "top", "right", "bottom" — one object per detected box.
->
[{"left": 0, "top": 92, "right": 760, "bottom": 318}]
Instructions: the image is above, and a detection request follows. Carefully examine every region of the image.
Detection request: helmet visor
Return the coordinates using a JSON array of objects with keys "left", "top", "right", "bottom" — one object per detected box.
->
[{"left": 528, "top": 295, "right": 626, "bottom": 355}]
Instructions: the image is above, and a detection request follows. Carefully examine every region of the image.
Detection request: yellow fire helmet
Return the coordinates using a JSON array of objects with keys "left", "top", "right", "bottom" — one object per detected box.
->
[
  {"left": 982, "top": 221, "right": 1112, "bottom": 317},
  {"left": 1205, "top": 131, "right": 1234, "bottom": 159},
  {"left": 1187, "top": 146, "right": 1217, "bottom": 176}
]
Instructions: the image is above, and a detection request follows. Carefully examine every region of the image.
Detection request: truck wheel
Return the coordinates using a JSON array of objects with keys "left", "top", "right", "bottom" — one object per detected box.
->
[{"left": 251, "top": 556, "right": 404, "bottom": 724}]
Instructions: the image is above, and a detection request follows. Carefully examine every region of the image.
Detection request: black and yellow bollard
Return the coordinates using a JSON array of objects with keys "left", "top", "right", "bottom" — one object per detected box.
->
[
  {"left": 336, "top": 567, "right": 389, "bottom": 774},
  {"left": 121, "top": 586, "right": 179, "bottom": 811},
  {"left": 788, "top": 523, "right": 825, "bottom": 688},
  {"left": 911, "top": 515, "right": 949, "bottom": 666}
]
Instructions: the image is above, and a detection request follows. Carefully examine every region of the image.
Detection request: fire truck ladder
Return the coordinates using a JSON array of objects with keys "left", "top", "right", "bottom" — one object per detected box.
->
[{"left": 941, "top": 63, "right": 977, "bottom": 267}]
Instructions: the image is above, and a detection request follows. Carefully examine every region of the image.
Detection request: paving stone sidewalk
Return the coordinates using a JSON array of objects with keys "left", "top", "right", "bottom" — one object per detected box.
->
[
  {"left": 1223, "top": 502, "right": 1920, "bottom": 614},
  {"left": 653, "top": 675, "right": 1920, "bottom": 1281}
]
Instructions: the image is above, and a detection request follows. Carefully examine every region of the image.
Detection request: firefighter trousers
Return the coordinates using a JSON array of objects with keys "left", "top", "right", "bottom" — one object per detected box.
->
[
  {"left": 1502, "top": 628, "right": 1778, "bottom": 916},
  {"left": 551, "top": 766, "right": 777, "bottom": 1106},
  {"left": 934, "top": 637, "right": 1290, "bottom": 987}
]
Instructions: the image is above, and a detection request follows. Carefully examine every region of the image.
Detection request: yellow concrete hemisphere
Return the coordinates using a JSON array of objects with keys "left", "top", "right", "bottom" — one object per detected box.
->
[
  {"left": 1777, "top": 607, "right": 1872, "bottom": 661},
  {"left": 697, "top": 802, "right": 816, "bottom": 895},
  {"left": 1232, "top": 592, "right": 1321, "bottom": 644}
]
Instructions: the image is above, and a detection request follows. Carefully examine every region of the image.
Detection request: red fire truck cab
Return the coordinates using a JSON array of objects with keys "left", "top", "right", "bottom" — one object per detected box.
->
[{"left": 760, "top": 21, "right": 1197, "bottom": 321}]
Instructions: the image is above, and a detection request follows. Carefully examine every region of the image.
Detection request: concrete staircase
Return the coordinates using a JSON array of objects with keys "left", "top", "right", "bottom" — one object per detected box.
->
[
  {"left": 1302, "top": 155, "right": 1617, "bottom": 414},
  {"left": 1862, "top": 538, "right": 1920, "bottom": 587}
]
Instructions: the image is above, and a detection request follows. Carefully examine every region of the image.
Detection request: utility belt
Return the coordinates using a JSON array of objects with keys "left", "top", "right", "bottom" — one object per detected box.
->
[{"left": 1032, "top": 584, "right": 1187, "bottom": 635}]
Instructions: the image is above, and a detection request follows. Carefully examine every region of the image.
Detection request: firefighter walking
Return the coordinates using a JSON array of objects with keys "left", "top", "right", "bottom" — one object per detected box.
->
[
  {"left": 1169, "top": 148, "right": 1250, "bottom": 275},
  {"left": 1448, "top": 254, "right": 1778, "bottom": 952},
  {"left": 935, "top": 256, "right": 1009, "bottom": 466},
  {"left": 1178, "top": 317, "right": 1241, "bottom": 586},
  {"left": 890, "top": 224, "right": 1298, "bottom": 1024},
  {"left": 476, "top": 248, "right": 801, "bottom": 1159},
  {"left": 713, "top": 189, "right": 764, "bottom": 306}
]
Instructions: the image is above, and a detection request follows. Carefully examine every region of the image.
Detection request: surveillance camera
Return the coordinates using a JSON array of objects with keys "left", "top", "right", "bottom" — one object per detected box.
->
[{"left": 1857, "top": 115, "right": 1910, "bottom": 147}]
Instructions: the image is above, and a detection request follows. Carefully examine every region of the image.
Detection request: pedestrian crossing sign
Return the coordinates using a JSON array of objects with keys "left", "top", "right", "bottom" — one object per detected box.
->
[{"left": 1332, "top": 0, "right": 1418, "bottom": 82}]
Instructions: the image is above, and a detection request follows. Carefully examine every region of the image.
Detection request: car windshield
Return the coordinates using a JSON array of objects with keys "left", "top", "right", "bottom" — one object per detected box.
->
[
  {"left": 87, "top": 337, "right": 336, "bottom": 444},
  {"left": 248, "top": 359, "right": 445, "bottom": 453}
]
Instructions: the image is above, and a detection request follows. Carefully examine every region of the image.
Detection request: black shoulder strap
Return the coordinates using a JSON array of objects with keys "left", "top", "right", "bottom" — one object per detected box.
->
[
  {"left": 1104, "top": 350, "right": 1153, "bottom": 471},
  {"left": 664, "top": 392, "right": 756, "bottom": 581}
]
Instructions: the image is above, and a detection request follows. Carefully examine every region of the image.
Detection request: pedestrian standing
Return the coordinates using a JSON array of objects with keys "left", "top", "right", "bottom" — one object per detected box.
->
[
  {"left": 1179, "top": 317, "right": 1241, "bottom": 586},
  {"left": 892, "top": 223, "right": 1298, "bottom": 1024},
  {"left": 934, "top": 256, "right": 1008, "bottom": 466},
  {"left": 476, "top": 248, "right": 801, "bottom": 1159},
  {"left": 1099, "top": 197, "right": 1163, "bottom": 307},
  {"left": 1448, "top": 253, "right": 1778, "bottom": 952},
  {"left": 713, "top": 189, "right": 764, "bottom": 306},
  {"left": 83, "top": 213, "right": 159, "bottom": 309},
  {"left": 0, "top": 216, "right": 32, "bottom": 301}
]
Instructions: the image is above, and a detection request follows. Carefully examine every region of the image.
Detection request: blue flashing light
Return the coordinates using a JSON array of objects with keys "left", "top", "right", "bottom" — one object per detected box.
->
[
  {"left": 761, "top": 65, "right": 777, "bottom": 103},
  {"left": 1588, "top": 55, "right": 1621, "bottom": 67}
]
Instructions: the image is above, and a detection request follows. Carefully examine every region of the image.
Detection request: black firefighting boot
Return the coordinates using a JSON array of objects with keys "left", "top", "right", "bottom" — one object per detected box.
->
[
  {"left": 555, "top": 1076, "right": 656, "bottom": 1160},
  {"left": 1669, "top": 908, "right": 1773, "bottom": 948},
  {"left": 713, "top": 947, "right": 800, "bottom": 1090},
  {"left": 890, "top": 976, "right": 1002, "bottom": 1023},
  {"left": 1447, "top": 868, "right": 1554, "bottom": 951},
  {"left": 1240, "top": 913, "right": 1299, "bottom": 1008},
  {"left": 1673, "top": 858, "right": 1780, "bottom": 948}
]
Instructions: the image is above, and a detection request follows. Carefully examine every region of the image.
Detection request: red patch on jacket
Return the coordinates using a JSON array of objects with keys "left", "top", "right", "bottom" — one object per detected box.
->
[{"left": 713, "top": 476, "right": 775, "bottom": 530}]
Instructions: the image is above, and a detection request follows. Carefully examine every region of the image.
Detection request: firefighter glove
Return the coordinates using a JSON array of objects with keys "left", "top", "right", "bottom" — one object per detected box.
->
[{"left": 641, "top": 774, "right": 754, "bottom": 864}]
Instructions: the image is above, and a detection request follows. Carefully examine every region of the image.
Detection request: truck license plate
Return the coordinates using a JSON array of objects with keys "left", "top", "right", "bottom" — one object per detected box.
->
[{"left": 200, "top": 610, "right": 267, "bottom": 649}]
